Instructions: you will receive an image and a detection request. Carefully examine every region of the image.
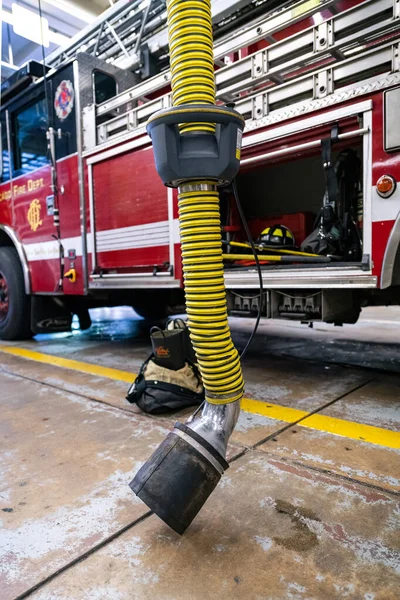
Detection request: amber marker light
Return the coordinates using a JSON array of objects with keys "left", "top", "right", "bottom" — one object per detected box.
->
[{"left": 376, "top": 174, "right": 396, "bottom": 198}]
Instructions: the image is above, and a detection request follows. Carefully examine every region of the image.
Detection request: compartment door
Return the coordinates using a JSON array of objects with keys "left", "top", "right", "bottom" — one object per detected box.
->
[{"left": 90, "top": 146, "right": 172, "bottom": 273}]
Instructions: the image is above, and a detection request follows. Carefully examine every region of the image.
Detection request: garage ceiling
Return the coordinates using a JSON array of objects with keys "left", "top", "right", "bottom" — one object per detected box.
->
[{"left": 1, "top": 0, "right": 113, "bottom": 83}]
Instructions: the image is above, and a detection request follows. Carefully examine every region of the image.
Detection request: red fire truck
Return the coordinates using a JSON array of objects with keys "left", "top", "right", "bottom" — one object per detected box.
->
[{"left": 1, "top": 0, "right": 400, "bottom": 340}]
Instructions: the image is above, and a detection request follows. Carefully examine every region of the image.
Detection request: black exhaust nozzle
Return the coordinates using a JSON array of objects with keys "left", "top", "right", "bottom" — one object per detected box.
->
[{"left": 130, "top": 422, "right": 229, "bottom": 535}]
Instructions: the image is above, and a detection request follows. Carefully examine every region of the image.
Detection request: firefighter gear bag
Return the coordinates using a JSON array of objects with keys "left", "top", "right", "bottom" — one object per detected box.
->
[{"left": 126, "top": 354, "right": 204, "bottom": 414}]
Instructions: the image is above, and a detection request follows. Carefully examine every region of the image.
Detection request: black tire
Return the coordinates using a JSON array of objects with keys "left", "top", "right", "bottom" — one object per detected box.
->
[
  {"left": 0, "top": 247, "right": 32, "bottom": 340},
  {"left": 132, "top": 292, "right": 168, "bottom": 321}
]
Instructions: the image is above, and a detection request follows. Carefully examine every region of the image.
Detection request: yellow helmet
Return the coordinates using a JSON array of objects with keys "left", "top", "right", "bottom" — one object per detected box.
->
[{"left": 258, "top": 224, "right": 295, "bottom": 247}]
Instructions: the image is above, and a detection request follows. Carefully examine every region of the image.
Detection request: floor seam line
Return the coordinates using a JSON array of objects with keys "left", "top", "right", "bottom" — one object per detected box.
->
[
  {"left": 249, "top": 375, "right": 379, "bottom": 451},
  {"left": 0, "top": 365, "right": 250, "bottom": 457},
  {"left": 13, "top": 510, "right": 153, "bottom": 600},
  {"left": 244, "top": 448, "right": 400, "bottom": 498},
  {"left": 2, "top": 365, "right": 385, "bottom": 445},
  {"left": 0, "top": 366, "right": 178, "bottom": 428},
  {"left": 1, "top": 367, "right": 389, "bottom": 454}
]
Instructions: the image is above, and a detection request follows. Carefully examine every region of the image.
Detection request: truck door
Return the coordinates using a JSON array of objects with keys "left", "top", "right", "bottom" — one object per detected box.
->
[
  {"left": 48, "top": 63, "right": 80, "bottom": 294},
  {"left": 9, "top": 81, "right": 57, "bottom": 293},
  {"left": 9, "top": 64, "right": 81, "bottom": 294}
]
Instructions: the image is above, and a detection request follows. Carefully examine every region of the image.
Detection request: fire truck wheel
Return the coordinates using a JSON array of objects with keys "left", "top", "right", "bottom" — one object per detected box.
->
[
  {"left": 132, "top": 293, "right": 168, "bottom": 321},
  {"left": 0, "top": 247, "right": 32, "bottom": 340}
]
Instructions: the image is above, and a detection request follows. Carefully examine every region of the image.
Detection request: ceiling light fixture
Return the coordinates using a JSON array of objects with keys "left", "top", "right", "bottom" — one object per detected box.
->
[
  {"left": 41, "top": 0, "right": 98, "bottom": 24},
  {"left": 1, "top": 8, "right": 70, "bottom": 48}
]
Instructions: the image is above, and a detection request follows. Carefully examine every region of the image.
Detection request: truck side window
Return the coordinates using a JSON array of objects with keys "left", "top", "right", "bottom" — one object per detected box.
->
[
  {"left": 93, "top": 71, "right": 117, "bottom": 105},
  {"left": 0, "top": 118, "right": 10, "bottom": 183},
  {"left": 13, "top": 96, "right": 49, "bottom": 175}
]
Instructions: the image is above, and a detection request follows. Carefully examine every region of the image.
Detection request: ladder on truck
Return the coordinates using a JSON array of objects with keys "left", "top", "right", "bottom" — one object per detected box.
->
[
  {"left": 47, "top": 0, "right": 297, "bottom": 73},
  {"left": 83, "top": 0, "right": 400, "bottom": 153}
]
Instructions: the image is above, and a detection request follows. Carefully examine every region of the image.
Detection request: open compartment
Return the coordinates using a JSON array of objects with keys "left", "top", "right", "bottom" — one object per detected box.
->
[{"left": 221, "top": 132, "right": 366, "bottom": 274}]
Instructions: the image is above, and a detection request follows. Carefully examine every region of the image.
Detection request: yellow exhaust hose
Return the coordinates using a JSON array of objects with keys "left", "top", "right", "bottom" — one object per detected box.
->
[
  {"left": 166, "top": 0, "right": 215, "bottom": 134},
  {"left": 167, "top": 0, "right": 244, "bottom": 405},
  {"left": 129, "top": 0, "right": 245, "bottom": 536},
  {"left": 178, "top": 182, "right": 244, "bottom": 404}
]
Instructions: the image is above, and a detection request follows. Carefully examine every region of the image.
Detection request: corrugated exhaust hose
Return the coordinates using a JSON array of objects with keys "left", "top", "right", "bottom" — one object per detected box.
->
[
  {"left": 178, "top": 182, "right": 244, "bottom": 404},
  {"left": 130, "top": 0, "right": 245, "bottom": 534},
  {"left": 167, "top": 0, "right": 215, "bottom": 133}
]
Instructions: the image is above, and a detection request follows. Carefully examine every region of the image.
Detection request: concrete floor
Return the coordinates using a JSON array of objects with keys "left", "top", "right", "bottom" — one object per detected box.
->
[{"left": 1, "top": 307, "right": 400, "bottom": 599}]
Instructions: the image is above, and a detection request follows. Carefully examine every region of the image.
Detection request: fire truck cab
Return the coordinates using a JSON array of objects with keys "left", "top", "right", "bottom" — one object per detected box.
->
[{"left": 1, "top": 0, "right": 400, "bottom": 340}]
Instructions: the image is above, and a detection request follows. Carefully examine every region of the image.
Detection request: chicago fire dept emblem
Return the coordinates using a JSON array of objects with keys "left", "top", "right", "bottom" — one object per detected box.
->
[
  {"left": 27, "top": 199, "right": 43, "bottom": 232},
  {"left": 54, "top": 80, "right": 74, "bottom": 120}
]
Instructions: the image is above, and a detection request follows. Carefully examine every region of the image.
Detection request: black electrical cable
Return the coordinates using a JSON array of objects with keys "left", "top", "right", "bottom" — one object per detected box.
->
[{"left": 231, "top": 178, "right": 263, "bottom": 359}]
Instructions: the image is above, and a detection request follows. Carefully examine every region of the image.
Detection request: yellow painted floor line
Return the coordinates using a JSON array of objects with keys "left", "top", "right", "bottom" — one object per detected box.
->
[
  {"left": 298, "top": 412, "right": 400, "bottom": 449},
  {"left": 240, "top": 397, "right": 307, "bottom": 423},
  {"left": 241, "top": 397, "right": 400, "bottom": 449},
  {"left": 0, "top": 345, "right": 134, "bottom": 383},
  {"left": 1, "top": 345, "right": 399, "bottom": 449}
]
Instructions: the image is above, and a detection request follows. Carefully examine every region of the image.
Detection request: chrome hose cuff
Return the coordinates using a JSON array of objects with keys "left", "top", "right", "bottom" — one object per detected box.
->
[{"left": 186, "top": 399, "right": 240, "bottom": 457}]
